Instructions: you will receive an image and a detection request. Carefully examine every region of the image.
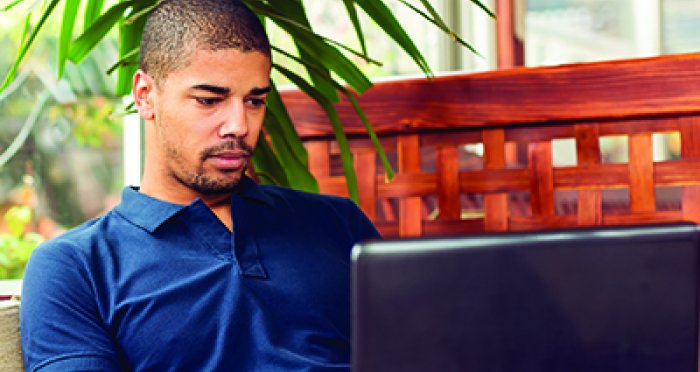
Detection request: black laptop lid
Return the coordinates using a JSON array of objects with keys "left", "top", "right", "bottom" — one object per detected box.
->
[{"left": 352, "top": 223, "right": 699, "bottom": 372}]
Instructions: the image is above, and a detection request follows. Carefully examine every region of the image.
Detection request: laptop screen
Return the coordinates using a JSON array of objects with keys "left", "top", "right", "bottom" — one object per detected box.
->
[{"left": 352, "top": 223, "right": 699, "bottom": 372}]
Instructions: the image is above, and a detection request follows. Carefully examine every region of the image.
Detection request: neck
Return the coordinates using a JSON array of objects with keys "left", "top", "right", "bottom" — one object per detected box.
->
[
  {"left": 141, "top": 173, "right": 234, "bottom": 231},
  {"left": 140, "top": 169, "right": 234, "bottom": 205}
]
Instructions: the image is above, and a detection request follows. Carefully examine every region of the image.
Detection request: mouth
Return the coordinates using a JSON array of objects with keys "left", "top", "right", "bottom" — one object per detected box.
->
[{"left": 207, "top": 151, "right": 250, "bottom": 170}]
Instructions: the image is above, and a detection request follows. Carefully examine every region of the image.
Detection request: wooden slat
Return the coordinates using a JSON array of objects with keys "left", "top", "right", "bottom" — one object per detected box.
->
[
  {"left": 306, "top": 141, "right": 330, "bottom": 177},
  {"left": 507, "top": 125, "right": 573, "bottom": 143},
  {"left": 528, "top": 141, "right": 555, "bottom": 216},
  {"left": 654, "top": 160, "right": 700, "bottom": 186},
  {"left": 398, "top": 134, "right": 422, "bottom": 237},
  {"left": 680, "top": 116, "right": 700, "bottom": 223},
  {"left": 354, "top": 148, "right": 377, "bottom": 220},
  {"left": 680, "top": 116, "right": 700, "bottom": 158},
  {"left": 628, "top": 133, "right": 655, "bottom": 212},
  {"left": 483, "top": 129, "right": 508, "bottom": 231},
  {"left": 552, "top": 161, "right": 700, "bottom": 189},
  {"left": 681, "top": 188, "right": 700, "bottom": 224},
  {"left": 378, "top": 173, "right": 435, "bottom": 197},
  {"left": 460, "top": 169, "right": 530, "bottom": 193},
  {"left": 424, "top": 219, "right": 485, "bottom": 235},
  {"left": 318, "top": 177, "right": 347, "bottom": 197},
  {"left": 511, "top": 211, "right": 685, "bottom": 228},
  {"left": 380, "top": 199, "right": 397, "bottom": 223},
  {"left": 575, "top": 124, "right": 603, "bottom": 225},
  {"left": 421, "top": 131, "right": 482, "bottom": 147},
  {"left": 283, "top": 54, "right": 700, "bottom": 139},
  {"left": 375, "top": 223, "right": 399, "bottom": 238},
  {"left": 437, "top": 146, "right": 461, "bottom": 220},
  {"left": 554, "top": 164, "right": 628, "bottom": 189},
  {"left": 603, "top": 211, "right": 683, "bottom": 225},
  {"left": 510, "top": 215, "right": 577, "bottom": 231},
  {"left": 598, "top": 118, "right": 677, "bottom": 136}
]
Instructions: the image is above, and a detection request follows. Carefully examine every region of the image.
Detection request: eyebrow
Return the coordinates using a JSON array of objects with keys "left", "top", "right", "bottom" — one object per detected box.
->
[
  {"left": 189, "top": 84, "right": 271, "bottom": 96},
  {"left": 250, "top": 86, "right": 272, "bottom": 95},
  {"left": 190, "top": 84, "right": 230, "bottom": 95}
]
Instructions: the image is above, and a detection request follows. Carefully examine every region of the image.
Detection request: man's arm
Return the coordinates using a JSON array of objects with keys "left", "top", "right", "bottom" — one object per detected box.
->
[{"left": 21, "top": 241, "right": 123, "bottom": 372}]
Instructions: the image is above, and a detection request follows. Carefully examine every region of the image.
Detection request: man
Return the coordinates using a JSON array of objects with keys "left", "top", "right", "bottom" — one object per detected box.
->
[{"left": 20, "top": 0, "right": 379, "bottom": 370}]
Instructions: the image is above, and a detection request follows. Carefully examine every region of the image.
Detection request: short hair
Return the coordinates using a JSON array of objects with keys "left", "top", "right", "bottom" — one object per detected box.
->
[{"left": 139, "top": 0, "right": 271, "bottom": 84}]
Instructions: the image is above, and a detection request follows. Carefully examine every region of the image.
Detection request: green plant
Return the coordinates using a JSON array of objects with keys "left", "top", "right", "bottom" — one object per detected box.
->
[
  {"left": 1, "top": 0, "right": 492, "bottom": 202},
  {"left": 0, "top": 205, "right": 43, "bottom": 279}
]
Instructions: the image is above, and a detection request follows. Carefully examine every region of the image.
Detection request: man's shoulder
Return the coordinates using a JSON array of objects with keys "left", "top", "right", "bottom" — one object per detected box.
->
[
  {"left": 257, "top": 184, "right": 356, "bottom": 211},
  {"left": 255, "top": 184, "right": 380, "bottom": 240},
  {"left": 31, "top": 211, "right": 123, "bottom": 259}
]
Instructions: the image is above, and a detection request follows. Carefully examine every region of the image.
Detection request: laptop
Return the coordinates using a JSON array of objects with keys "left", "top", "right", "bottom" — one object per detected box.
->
[{"left": 352, "top": 223, "right": 700, "bottom": 372}]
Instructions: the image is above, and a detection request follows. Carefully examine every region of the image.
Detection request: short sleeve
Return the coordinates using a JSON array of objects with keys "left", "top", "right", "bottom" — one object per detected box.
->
[{"left": 21, "top": 241, "right": 123, "bottom": 372}]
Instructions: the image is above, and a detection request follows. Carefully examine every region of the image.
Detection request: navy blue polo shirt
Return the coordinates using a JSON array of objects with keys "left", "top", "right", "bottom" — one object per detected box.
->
[{"left": 21, "top": 177, "right": 379, "bottom": 371}]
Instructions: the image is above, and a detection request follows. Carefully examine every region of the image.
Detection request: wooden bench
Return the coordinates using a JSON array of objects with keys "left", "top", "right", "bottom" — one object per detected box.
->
[
  {"left": 0, "top": 299, "right": 22, "bottom": 371},
  {"left": 280, "top": 53, "right": 700, "bottom": 238}
]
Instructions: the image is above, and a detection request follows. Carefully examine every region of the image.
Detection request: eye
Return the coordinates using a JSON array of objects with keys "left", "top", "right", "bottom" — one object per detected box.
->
[
  {"left": 245, "top": 97, "right": 266, "bottom": 109},
  {"left": 195, "top": 97, "right": 222, "bottom": 106}
]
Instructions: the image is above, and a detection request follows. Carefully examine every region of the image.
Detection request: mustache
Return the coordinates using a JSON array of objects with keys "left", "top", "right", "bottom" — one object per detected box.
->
[{"left": 200, "top": 140, "right": 254, "bottom": 160}]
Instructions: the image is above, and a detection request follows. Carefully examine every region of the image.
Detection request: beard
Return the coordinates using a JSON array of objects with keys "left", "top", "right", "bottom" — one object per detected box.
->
[{"left": 166, "top": 138, "right": 255, "bottom": 195}]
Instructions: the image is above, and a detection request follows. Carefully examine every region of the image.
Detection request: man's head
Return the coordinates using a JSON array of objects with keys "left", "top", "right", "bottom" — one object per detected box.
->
[
  {"left": 139, "top": 0, "right": 271, "bottom": 85},
  {"left": 133, "top": 0, "right": 272, "bottom": 201}
]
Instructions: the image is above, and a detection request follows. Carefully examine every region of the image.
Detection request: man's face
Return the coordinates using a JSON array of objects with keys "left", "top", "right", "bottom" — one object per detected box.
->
[{"left": 141, "top": 48, "right": 271, "bottom": 195}]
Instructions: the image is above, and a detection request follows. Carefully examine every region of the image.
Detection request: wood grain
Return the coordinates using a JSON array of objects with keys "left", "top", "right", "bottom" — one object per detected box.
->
[
  {"left": 437, "top": 146, "right": 461, "bottom": 220},
  {"left": 398, "top": 135, "right": 422, "bottom": 237},
  {"left": 628, "top": 133, "right": 655, "bottom": 212},
  {"left": 679, "top": 116, "right": 700, "bottom": 222},
  {"left": 528, "top": 141, "right": 555, "bottom": 216},
  {"left": 575, "top": 124, "right": 603, "bottom": 225},
  {"left": 305, "top": 141, "right": 330, "bottom": 178},
  {"left": 354, "top": 148, "right": 377, "bottom": 220},
  {"left": 482, "top": 129, "right": 509, "bottom": 231},
  {"left": 290, "top": 54, "right": 700, "bottom": 237},
  {"left": 282, "top": 53, "right": 700, "bottom": 139}
]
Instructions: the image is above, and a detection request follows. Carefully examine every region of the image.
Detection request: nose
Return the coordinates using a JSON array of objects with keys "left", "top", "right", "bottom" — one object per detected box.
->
[{"left": 218, "top": 101, "right": 248, "bottom": 138}]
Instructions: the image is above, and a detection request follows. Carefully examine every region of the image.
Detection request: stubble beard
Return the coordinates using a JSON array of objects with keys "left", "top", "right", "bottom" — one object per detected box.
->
[{"left": 166, "top": 139, "right": 254, "bottom": 195}]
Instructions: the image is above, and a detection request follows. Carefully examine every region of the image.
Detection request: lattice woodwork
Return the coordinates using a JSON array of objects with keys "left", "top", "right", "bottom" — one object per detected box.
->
[{"left": 280, "top": 53, "right": 700, "bottom": 237}]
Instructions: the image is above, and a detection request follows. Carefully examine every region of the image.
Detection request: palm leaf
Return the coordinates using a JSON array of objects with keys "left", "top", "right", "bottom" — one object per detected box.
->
[
  {"left": 417, "top": 0, "right": 449, "bottom": 30},
  {"left": 271, "top": 45, "right": 394, "bottom": 180},
  {"left": 58, "top": 0, "right": 81, "bottom": 78},
  {"left": 67, "top": 0, "right": 140, "bottom": 64},
  {"left": 354, "top": 0, "right": 432, "bottom": 76},
  {"left": 252, "top": 131, "right": 290, "bottom": 187},
  {"left": 342, "top": 0, "right": 367, "bottom": 57},
  {"left": 263, "top": 109, "right": 319, "bottom": 192},
  {"left": 265, "top": 84, "right": 309, "bottom": 166},
  {"left": 246, "top": 0, "right": 374, "bottom": 94},
  {"left": 0, "top": 0, "right": 61, "bottom": 93},
  {"left": 258, "top": 0, "right": 338, "bottom": 102},
  {"left": 116, "top": 1, "right": 152, "bottom": 95},
  {"left": 274, "top": 63, "right": 359, "bottom": 202},
  {"left": 105, "top": 46, "right": 138, "bottom": 75},
  {"left": 2, "top": 0, "right": 25, "bottom": 11},
  {"left": 468, "top": 0, "right": 495, "bottom": 18},
  {"left": 399, "top": 0, "right": 480, "bottom": 56},
  {"left": 83, "top": 0, "right": 104, "bottom": 31}
]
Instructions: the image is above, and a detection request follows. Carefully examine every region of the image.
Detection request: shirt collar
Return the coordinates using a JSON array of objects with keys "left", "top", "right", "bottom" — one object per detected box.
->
[
  {"left": 114, "top": 176, "right": 274, "bottom": 233},
  {"left": 235, "top": 175, "right": 274, "bottom": 208}
]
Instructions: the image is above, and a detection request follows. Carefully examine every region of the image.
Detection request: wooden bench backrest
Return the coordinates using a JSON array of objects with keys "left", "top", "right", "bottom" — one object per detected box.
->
[{"left": 280, "top": 53, "right": 700, "bottom": 238}]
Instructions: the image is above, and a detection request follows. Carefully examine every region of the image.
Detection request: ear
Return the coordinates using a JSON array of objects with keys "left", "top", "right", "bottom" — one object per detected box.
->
[{"left": 133, "top": 70, "right": 156, "bottom": 120}]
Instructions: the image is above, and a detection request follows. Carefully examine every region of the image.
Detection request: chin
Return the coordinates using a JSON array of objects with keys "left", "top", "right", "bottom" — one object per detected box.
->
[{"left": 189, "top": 171, "right": 243, "bottom": 195}]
